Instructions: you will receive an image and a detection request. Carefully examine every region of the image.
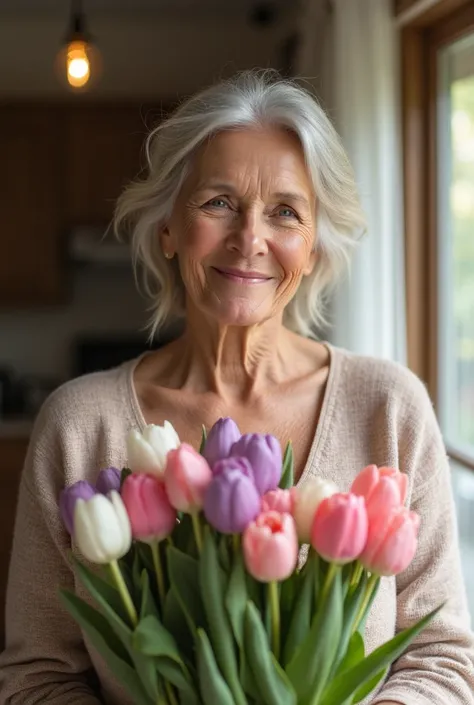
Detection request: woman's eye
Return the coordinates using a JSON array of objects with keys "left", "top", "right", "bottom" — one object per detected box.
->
[
  {"left": 277, "top": 206, "right": 298, "bottom": 219},
  {"left": 207, "top": 198, "right": 229, "bottom": 209}
]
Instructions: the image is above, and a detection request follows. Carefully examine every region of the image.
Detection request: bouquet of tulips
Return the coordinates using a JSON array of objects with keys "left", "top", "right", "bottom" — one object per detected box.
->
[{"left": 59, "top": 418, "right": 440, "bottom": 705}]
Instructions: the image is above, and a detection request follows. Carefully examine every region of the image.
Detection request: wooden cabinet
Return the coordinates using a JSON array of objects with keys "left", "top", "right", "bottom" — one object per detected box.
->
[
  {"left": 65, "top": 105, "right": 148, "bottom": 225},
  {"left": 0, "top": 107, "right": 64, "bottom": 306},
  {"left": 0, "top": 436, "right": 28, "bottom": 649},
  {"left": 0, "top": 102, "right": 159, "bottom": 307}
]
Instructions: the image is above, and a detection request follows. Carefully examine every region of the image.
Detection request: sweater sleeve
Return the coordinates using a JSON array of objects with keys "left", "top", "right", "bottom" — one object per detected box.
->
[
  {"left": 372, "top": 373, "right": 474, "bottom": 704},
  {"left": 0, "top": 413, "right": 103, "bottom": 704}
]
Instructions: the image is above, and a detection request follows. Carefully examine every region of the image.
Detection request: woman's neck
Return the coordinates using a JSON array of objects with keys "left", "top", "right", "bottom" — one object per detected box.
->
[{"left": 173, "top": 311, "right": 297, "bottom": 401}]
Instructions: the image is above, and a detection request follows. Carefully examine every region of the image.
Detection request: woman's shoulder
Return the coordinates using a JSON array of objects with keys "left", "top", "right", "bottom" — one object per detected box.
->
[
  {"left": 330, "top": 343, "right": 434, "bottom": 418},
  {"left": 30, "top": 360, "right": 137, "bottom": 452}
]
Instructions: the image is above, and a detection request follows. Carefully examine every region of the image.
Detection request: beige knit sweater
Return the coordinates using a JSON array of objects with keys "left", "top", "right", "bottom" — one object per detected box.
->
[{"left": 1, "top": 343, "right": 473, "bottom": 705}]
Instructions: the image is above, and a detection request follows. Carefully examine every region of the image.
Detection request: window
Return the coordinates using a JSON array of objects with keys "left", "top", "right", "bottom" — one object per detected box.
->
[{"left": 437, "top": 32, "right": 474, "bottom": 461}]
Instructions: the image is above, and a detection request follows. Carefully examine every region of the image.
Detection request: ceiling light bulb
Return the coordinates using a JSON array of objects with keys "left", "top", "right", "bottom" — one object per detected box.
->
[{"left": 67, "top": 40, "right": 91, "bottom": 87}]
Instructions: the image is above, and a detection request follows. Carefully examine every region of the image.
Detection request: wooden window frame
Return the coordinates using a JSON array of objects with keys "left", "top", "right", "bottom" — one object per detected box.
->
[{"left": 397, "top": 0, "right": 474, "bottom": 469}]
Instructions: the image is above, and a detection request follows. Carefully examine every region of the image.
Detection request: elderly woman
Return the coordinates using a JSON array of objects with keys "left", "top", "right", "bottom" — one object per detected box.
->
[{"left": 0, "top": 71, "right": 473, "bottom": 705}]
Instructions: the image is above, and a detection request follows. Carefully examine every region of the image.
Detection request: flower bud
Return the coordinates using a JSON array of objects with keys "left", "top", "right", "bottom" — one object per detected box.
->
[
  {"left": 74, "top": 491, "right": 132, "bottom": 564},
  {"left": 164, "top": 443, "right": 213, "bottom": 513},
  {"left": 126, "top": 422, "right": 180, "bottom": 476}
]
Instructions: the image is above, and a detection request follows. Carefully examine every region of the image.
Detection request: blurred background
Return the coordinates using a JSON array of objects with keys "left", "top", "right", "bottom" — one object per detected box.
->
[{"left": 0, "top": 0, "right": 473, "bottom": 642}]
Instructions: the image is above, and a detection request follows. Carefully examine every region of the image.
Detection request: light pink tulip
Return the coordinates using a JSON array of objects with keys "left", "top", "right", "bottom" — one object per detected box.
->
[
  {"left": 121, "top": 474, "right": 176, "bottom": 543},
  {"left": 292, "top": 478, "right": 339, "bottom": 543},
  {"left": 351, "top": 465, "right": 408, "bottom": 520},
  {"left": 311, "top": 493, "right": 368, "bottom": 565},
  {"left": 243, "top": 511, "right": 299, "bottom": 582},
  {"left": 164, "top": 443, "right": 213, "bottom": 513},
  {"left": 360, "top": 507, "right": 420, "bottom": 576},
  {"left": 261, "top": 488, "right": 294, "bottom": 514}
]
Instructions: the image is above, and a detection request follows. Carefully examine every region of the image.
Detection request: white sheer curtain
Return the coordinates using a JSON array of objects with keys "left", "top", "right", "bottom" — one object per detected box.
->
[{"left": 296, "top": 0, "right": 407, "bottom": 363}]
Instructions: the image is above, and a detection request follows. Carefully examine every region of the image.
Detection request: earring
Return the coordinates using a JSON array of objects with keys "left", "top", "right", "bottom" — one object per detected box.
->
[{"left": 164, "top": 252, "right": 173, "bottom": 260}]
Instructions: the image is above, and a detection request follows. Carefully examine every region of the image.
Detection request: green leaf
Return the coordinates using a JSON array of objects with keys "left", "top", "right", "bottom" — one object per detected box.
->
[
  {"left": 173, "top": 514, "right": 197, "bottom": 556},
  {"left": 72, "top": 555, "right": 127, "bottom": 621},
  {"left": 335, "top": 632, "right": 365, "bottom": 675},
  {"left": 137, "top": 542, "right": 155, "bottom": 575},
  {"left": 320, "top": 604, "right": 442, "bottom": 705},
  {"left": 156, "top": 657, "right": 199, "bottom": 705},
  {"left": 133, "top": 614, "right": 181, "bottom": 660},
  {"left": 352, "top": 667, "right": 387, "bottom": 703},
  {"left": 283, "top": 554, "right": 316, "bottom": 666},
  {"left": 60, "top": 590, "right": 153, "bottom": 705},
  {"left": 279, "top": 442, "right": 294, "bottom": 489},
  {"left": 225, "top": 551, "right": 247, "bottom": 648},
  {"left": 196, "top": 629, "right": 235, "bottom": 705},
  {"left": 163, "top": 587, "right": 194, "bottom": 662},
  {"left": 200, "top": 527, "right": 247, "bottom": 705},
  {"left": 72, "top": 558, "right": 160, "bottom": 702},
  {"left": 140, "top": 569, "right": 160, "bottom": 621},
  {"left": 218, "top": 533, "right": 231, "bottom": 572},
  {"left": 167, "top": 546, "right": 206, "bottom": 635},
  {"left": 356, "top": 576, "right": 381, "bottom": 635},
  {"left": 329, "top": 572, "right": 368, "bottom": 679},
  {"left": 245, "top": 601, "right": 297, "bottom": 705},
  {"left": 199, "top": 425, "right": 207, "bottom": 455},
  {"left": 120, "top": 467, "right": 132, "bottom": 488},
  {"left": 132, "top": 549, "right": 143, "bottom": 602},
  {"left": 240, "top": 647, "right": 260, "bottom": 699},
  {"left": 72, "top": 557, "right": 133, "bottom": 643},
  {"left": 286, "top": 566, "right": 344, "bottom": 703}
]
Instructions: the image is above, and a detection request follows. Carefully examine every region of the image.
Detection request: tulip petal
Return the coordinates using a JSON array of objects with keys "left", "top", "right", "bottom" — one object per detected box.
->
[
  {"left": 108, "top": 491, "right": 132, "bottom": 556},
  {"left": 74, "top": 497, "right": 108, "bottom": 563}
]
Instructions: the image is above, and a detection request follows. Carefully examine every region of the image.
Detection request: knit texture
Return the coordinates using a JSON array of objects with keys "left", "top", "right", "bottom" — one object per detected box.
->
[{"left": 1, "top": 343, "right": 473, "bottom": 704}]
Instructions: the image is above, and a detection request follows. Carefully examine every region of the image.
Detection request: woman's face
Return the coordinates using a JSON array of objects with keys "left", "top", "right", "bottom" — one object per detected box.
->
[{"left": 163, "top": 127, "right": 317, "bottom": 328}]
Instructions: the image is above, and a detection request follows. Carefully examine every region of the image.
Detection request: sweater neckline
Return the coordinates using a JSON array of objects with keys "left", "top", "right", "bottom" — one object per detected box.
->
[{"left": 122, "top": 340, "right": 342, "bottom": 488}]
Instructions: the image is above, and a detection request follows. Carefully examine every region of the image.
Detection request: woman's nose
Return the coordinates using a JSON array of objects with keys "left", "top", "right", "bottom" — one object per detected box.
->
[{"left": 226, "top": 211, "right": 267, "bottom": 258}]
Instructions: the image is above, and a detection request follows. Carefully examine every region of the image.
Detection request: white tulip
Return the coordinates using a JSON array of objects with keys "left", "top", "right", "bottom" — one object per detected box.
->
[
  {"left": 74, "top": 491, "right": 132, "bottom": 564},
  {"left": 293, "top": 477, "right": 339, "bottom": 543},
  {"left": 126, "top": 421, "right": 180, "bottom": 475}
]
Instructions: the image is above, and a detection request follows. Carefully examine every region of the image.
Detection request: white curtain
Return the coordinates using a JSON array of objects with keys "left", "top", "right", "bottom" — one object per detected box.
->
[{"left": 296, "top": 0, "right": 407, "bottom": 363}]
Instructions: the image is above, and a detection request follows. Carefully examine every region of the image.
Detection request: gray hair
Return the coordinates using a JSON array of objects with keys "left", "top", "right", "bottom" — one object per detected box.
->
[{"left": 114, "top": 69, "right": 366, "bottom": 339}]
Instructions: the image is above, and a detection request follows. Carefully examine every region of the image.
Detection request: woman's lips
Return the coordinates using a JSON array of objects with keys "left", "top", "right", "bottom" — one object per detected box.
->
[{"left": 212, "top": 267, "right": 272, "bottom": 284}]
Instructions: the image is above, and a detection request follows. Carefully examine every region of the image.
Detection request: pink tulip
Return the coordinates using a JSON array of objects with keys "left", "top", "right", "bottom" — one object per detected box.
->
[
  {"left": 121, "top": 474, "right": 176, "bottom": 543},
  {"left": 292, "top": 478, "right": 339, "bottom": 543},
  {"left": 164, "top": 443, "right": 213, "bottom": 513},
  {"left": 261, "top": 488, "right": 294, "bottom": 514},
  {"left": 351, "top": 465, "right": 408, "bottom": 520},
  {"left": 360, "top": 507, "right": 420, "bottom": 576},
  {"left": 311, "top": 493, "right": 368, "bottom": 564},
  {"left": 243, "top": 511, "right": 299, "bottom": 582}
]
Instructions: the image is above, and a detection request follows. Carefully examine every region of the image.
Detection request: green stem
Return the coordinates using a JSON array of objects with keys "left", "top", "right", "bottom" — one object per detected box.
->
[
  {"left": 321, "top": 562, "right": 339, "bottom": 604},
  {"left": 232, "top": 533, "right": 240, "bottom": 557},
  {"left": 109, "top": 559, "right": 138, "bottom": 627},
  {"left": 164, "top": 682, "right": 178, "bottom": 705},
  {"left": 151, "top": 541, "right": 166, "bottom": 607},
  {"left": 352, "top": 572, "right": 379, "bottom": 634},
  {"left": 268, "top": 581, "right": 280, "bottom": 660},
  {"left": 191, "top": 512, "right": 203, "bottom": 553},
  {"left": 348, "top": 561, "right": 364, "bottom": 596}
]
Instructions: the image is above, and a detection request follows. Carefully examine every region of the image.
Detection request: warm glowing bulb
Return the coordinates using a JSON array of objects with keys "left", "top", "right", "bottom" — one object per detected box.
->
[{"left": 66, "top": 40, "right": 90, "bottom": 88}]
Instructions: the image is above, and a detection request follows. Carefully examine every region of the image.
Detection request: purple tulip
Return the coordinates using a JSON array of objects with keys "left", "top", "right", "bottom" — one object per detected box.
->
[
  {"left": 203, "top": 457, "right": 261, "bottom": 534},
  {"left": 230, "top": 434, "right": 282, "bottom": 496},
  {"left": 96, "top": 467, "right": 121, "bottom": 495},
  {"left": 203, "top": 417, "right": 241, "bottom": 468},
  {"left": 59, "top": 481, "right": 96, "bottom": 535}
]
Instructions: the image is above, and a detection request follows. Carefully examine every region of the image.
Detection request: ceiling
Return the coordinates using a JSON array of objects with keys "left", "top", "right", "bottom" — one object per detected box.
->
[{"left": 0, "top": 0, "right": 294, "bottom": 20}]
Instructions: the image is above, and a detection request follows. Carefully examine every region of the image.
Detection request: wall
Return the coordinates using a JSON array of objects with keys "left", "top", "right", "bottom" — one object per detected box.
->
[
  {"left": 0, "top": 15, "right": 291, "bottom": 97},
  {"left": 0, "top": 10, "right": 294, "bottom": 380}
]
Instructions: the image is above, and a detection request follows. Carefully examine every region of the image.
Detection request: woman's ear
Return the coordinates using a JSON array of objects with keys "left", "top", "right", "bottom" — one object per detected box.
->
[
  {"left": 160, "top": 225, "right": 174, "bottom": 259},
  {"left": 303, "top": 250, "right": 317, "bottom": 276}
]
